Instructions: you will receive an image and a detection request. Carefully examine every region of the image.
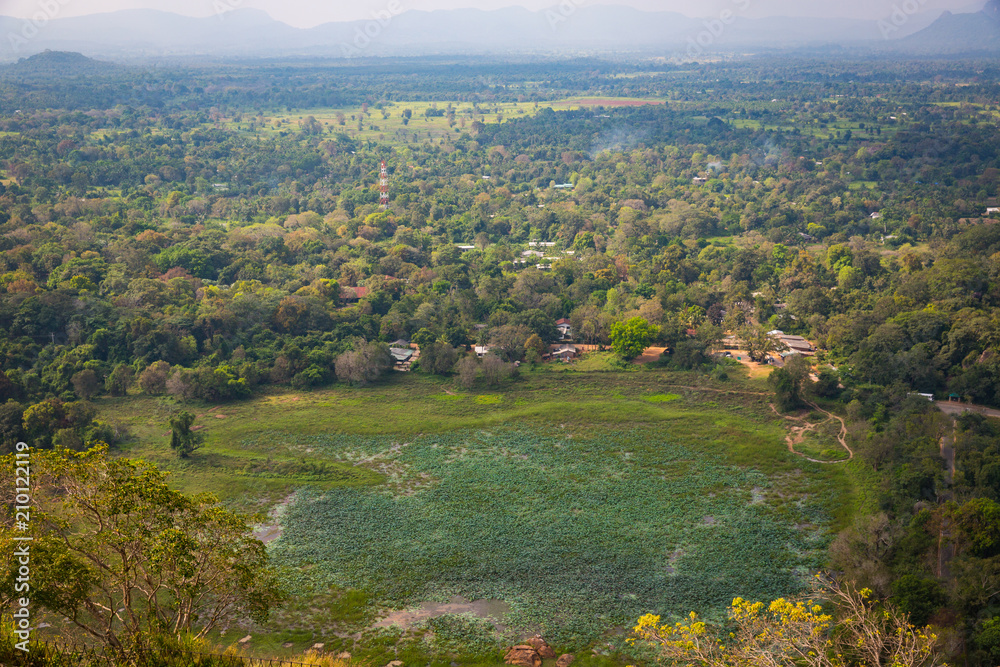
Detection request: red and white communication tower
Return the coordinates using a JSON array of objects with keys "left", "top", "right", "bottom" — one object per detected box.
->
[{"left": 379, "top": 160, "right": 389, "bottom": 210}]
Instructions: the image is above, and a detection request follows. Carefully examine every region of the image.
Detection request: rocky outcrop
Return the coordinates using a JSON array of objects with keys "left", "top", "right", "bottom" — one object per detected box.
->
[
  {"left": 504, "top": 645, "right": 542, "bottom": 667},
  {"left": 525, "top": 635, "right": 557, "bottom": 659},
  {"left": 556, "top": 654, "right": 575, "bottom": 667}
]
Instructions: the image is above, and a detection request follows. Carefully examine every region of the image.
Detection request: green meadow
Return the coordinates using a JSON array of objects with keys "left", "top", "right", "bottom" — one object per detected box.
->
[
  {"left": 99, "top": 364, "right": 853, "bottom": 660},
  {"left": 207, "top": 97, "right": 667, "bottom": 148}
]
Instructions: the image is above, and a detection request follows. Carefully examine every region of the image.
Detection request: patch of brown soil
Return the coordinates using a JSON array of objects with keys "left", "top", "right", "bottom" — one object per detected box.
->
[
  {"left": 633, "top": 346, "right": 667, "bottom": 364},
  {"left": 372, "top": 596, "right": 511, "bottom": 631}
]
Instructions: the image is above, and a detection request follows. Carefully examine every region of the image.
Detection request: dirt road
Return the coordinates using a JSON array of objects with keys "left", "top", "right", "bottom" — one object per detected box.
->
[{"left": 935, "top": 400, "right": 1000, "bottom": 419}]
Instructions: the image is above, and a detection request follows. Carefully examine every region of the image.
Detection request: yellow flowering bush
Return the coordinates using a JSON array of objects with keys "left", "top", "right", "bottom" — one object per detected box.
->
[{"left": 630, "top": 577, "right": 946, "bottom": 667}]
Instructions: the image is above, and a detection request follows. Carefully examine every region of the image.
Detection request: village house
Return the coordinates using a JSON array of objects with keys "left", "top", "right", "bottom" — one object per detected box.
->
[
  {"left": 720, "top": 331, "right": 815, "bottom": 357},
  {"left": 556, "top": 318, "right": 572, "bottom": 340},
  {"left": 547, "top": 343, "right": 578, "bottom": 361},
  {"left": 390, "top": 346, "right": 413, "bottom": 363},
  {"left": 769, "top": 330, "right": 816, "bottom": 356},
  {"left": 389, "top": 343, "right": 415, "bottom": 371},
  {"left": 341, "top": 285, "right": 369, "bottom": 302}
]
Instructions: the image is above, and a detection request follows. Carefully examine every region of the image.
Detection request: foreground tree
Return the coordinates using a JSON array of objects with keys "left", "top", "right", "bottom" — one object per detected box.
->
[
  {"left": 632, "top": 577, "right": 944, "bottom": 667},
  {"left": 0, "top": 446, "right": 284, "bottom": 656}
]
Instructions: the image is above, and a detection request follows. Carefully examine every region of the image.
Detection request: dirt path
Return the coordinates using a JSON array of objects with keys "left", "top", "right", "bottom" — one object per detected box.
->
[
  {"left": 770, "top": 402, "right": 853, "bottom": 464},
  {"left": 940, "top": 432, "right": 956, "bottom": 485},
  {"left": 934, "top": 409, "right": 961, "bottom": 576},
  {"left": 717, "top": 348, "right": 775, "bottom": 379},
  {"left": 935, "top": 400, "right": 1000, "bottom": 419},
  {"left": 661, "top": 384, "right": 770, "bottom": 396},
  {"left": 808, "top": 401, "right": 853, "bottom": 460},
  {"left": 938, "top": 428, "right": 956, "bottom": 577},
  {"left": 508, "top": 382, "right": 769, "bottom": 398}
]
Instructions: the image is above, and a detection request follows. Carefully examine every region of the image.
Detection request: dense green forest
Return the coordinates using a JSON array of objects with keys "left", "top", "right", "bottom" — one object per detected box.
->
[{"left": 1, "top": 51, "right": 999, "bottom": 666}]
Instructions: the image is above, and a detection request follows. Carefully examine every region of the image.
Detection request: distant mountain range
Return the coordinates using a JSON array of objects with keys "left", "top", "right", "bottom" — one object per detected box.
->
[
  {"left": 0, "top": 3, "right": 994, "bottom": 62},
  {"left": 893, "top": 0, "right": 1000, "bottom": 53}
]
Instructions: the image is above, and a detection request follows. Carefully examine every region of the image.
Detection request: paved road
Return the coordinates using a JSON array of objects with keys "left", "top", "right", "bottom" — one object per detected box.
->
[{"left": 935, "top": 401, "right": 1000, "bottom": 419}]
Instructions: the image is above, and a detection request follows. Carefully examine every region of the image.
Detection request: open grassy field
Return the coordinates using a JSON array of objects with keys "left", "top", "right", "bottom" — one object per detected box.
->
[
  {"left": 203, "top": 97, "right": 667, "bottom": 148},
  {"left": 183, "top": 95, "right": 911, "bottom": 156},
  {"left": 98, "top": 364, "right": 853, "bottom": 661},
  {"left": 217, "top": 100, "right": 534, "bottom": 146}
]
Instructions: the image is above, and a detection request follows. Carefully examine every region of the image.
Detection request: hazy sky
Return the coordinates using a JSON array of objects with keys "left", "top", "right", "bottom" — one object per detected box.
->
[{"left": 0, "top": 0, "right": 985, "bottom": 27}]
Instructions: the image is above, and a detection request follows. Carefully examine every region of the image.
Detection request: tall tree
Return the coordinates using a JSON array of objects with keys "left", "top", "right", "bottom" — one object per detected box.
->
[
  {"left": 169, "top": 411, "right": 203, "bottom": 459},
  {"left": 769, "top": 355, "right": 812, "bottom": 411},
  {"left": 335, "top": 341, "right": 392, "bottom": 386},
  {"left": 71, "top": 369, "right": 100, "bottom": 400},
  {"left": 610, "top": 316, "right": 657, "bottom": 361},
  {"left": 738, "top": 324, "right": 783, "bottom": 363}
]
